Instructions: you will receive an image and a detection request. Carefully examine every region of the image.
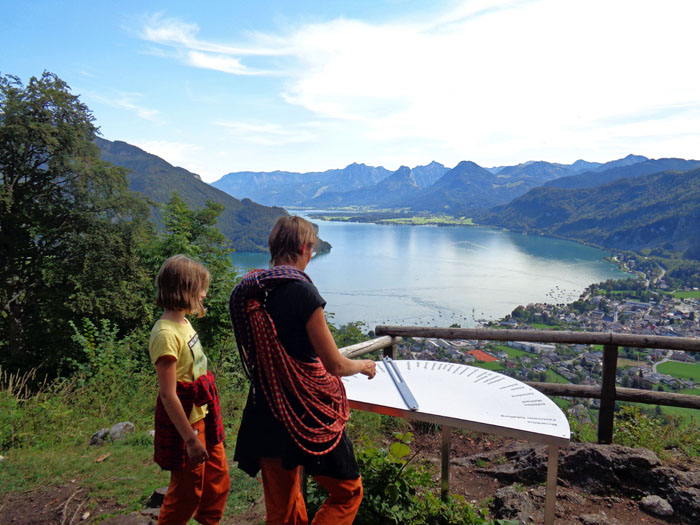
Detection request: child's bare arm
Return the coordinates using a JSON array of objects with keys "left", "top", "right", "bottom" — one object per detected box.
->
[{"left": 155, "top": 356, "right": 209, "bottom": 463}]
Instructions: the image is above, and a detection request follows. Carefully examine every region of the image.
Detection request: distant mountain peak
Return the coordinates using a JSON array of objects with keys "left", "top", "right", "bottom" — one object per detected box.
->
[{"left": 454, "top": 160, "right": 483, "bottom": 170}]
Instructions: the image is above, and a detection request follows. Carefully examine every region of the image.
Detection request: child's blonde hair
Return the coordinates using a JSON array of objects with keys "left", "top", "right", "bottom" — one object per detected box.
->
[{"left": 156, "top": 254, "right": 210, "bottom": 317}]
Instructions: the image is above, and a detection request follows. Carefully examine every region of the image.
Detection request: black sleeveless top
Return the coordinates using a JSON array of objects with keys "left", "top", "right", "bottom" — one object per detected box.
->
[{"left": 233, "top": 280, "right": 360, "bottom": 479}]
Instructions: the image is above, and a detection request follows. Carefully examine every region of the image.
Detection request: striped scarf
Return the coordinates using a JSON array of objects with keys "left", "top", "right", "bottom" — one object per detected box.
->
[{"left": 229, "top": 266, "right": 349, "bottom": 455}]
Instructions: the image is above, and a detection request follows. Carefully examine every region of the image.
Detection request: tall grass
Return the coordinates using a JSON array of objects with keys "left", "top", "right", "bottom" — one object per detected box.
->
[{"left": 0, "top": 319, "right": 256, "bottom": 518}]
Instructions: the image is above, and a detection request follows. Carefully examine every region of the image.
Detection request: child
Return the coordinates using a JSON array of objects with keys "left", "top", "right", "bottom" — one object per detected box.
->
[{"left": 149, "top": 254, "right": 229, "bottom": 525}]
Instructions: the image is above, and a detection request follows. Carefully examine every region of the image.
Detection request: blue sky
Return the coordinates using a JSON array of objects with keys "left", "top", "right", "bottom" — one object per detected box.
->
[{"left": 3, "top": 0, "right": 699, "bottom": 182}]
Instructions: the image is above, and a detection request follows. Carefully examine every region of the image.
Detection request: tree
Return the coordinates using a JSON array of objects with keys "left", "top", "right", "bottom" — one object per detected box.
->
[
  {"left": 327, "top": 319, "right": 368, "bottom": 349},
  {"left": 0, "top": 72, "right": 154, "bottom": 373},
  {"left": 144, "top": 192, "right": 241, "bottom": 361}
]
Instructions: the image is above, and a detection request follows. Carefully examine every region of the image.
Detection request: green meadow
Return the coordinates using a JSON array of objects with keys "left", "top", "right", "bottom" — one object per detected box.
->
[{"left": 657, "top": 361, "right": 700, "bottom": 382}]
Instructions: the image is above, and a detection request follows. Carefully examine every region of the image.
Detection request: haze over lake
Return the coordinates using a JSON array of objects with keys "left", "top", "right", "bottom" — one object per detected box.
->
[{"left": 231, "top": 214, "right": 629, "bottom": 329}]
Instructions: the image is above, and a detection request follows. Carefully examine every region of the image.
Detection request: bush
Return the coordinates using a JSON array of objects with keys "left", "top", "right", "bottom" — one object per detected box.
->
[
  {"left": 306, "top": 432, "right": 505, "bottom": 524},
  {"left": 614, "top": 406, "right": 700, "bottom": 457}
]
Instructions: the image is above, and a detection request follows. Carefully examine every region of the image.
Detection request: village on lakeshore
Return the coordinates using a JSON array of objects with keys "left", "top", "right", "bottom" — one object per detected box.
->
[{"left": 398, "top": 269, "right": 700, "bottom": 408}]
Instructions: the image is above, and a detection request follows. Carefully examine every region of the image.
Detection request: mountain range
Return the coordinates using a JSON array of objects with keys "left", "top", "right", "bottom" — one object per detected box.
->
[
  {"left": 213, "top": 154, "right": 689, "bottom": 216},
  {"left": 543, "top": 157, "right": 698, "bottom": 190},
  {"left": 211, "top": 163, "right": 394, "bottom": 207}
]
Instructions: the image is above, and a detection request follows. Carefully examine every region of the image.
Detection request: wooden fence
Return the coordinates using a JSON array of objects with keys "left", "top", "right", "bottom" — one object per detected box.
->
[{"left": 338, "top": 327, "right": 700, "bottom": 443}]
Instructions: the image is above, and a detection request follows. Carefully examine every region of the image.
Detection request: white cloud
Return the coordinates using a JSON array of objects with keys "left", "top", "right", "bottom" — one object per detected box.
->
[
  {"left": 139, "top": 13, "right": 287, "bottom": 75},
  {"left": 130, "top": 140, "right": 235, "bottom": 183},
  {"left": 187, "top": 51, "right": 257, "bottom": 75},
  {"left": 137, "top": 1, "right": 700, "bottom": 168},
  {"left": 140, "top": 14, "right": 288, "bottom": 56},
  {"left": 271, "top": 0, "right": 700, "bottom": 164},
  {"left": 88, "top": 91, "right": 161, "bottom": 123},
  {"left": 214, "top": 120, "right": 316, "bottom": 145},
  {"left": 133, "top": 140, "right": 203, "bottom": 168}
]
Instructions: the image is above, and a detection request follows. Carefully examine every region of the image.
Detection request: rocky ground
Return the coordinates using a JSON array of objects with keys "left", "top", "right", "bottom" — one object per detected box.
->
[
  {"left": 426, "top": 432, "right": 699, "bottom": 524},
  {"left": 2, "top": 433, "right": 698, "bottom": 524}
]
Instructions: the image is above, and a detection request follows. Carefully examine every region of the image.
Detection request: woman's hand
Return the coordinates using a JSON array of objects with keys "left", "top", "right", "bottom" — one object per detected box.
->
[
  {"left": 360, "top": 359, "right": 376, "bottom": 379},
  {"left": 185, "top": 435, "right": 209, "bottom": 464}
]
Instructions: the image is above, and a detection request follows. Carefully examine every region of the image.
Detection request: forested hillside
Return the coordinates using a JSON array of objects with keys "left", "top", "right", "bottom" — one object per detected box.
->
[
  {"left": 97, "top": 138, "right": 287, "bottom": 252},
  {"left": 481, "top": 167, "right": 700, "bottom": 257}
]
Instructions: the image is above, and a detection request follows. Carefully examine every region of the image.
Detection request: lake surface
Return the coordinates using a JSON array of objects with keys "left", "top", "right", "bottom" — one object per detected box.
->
[{"left": 231, "top": 215, "right": 629, "bottom": 330}]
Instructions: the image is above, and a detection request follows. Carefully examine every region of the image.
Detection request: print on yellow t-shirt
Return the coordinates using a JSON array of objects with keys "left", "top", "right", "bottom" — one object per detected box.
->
[{"left": 149, "top": 319, "right": 208, "bottom": 423}]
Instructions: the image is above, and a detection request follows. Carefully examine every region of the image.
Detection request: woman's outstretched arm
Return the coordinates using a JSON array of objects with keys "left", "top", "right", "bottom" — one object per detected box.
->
[{"left": 306, "top": 307, "right": 376, "bottom": 379}]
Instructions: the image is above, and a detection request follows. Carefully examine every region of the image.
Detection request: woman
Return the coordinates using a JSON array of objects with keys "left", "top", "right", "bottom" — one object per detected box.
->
[{"left": 230, "top": 216, "right": 376, "bottom": 524}]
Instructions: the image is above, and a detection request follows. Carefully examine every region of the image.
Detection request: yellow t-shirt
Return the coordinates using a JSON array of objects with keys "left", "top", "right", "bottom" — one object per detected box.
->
[{"left": 149, "top": 319, "right": 208, "bottom": 424}]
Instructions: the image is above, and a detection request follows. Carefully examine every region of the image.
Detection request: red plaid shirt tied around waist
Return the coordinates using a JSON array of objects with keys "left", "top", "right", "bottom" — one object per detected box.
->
[
  {"left": 154, "top": 370, "right": 225, "bottom": 471},
  {"left": 230, "top": 266, "right": 350, "bottom": 456}
]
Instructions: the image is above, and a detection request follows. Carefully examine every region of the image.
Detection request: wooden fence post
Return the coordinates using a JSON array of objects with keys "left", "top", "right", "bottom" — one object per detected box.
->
[
  {"left": 441, "top": 425, "right": 451, "bottom": 501},
  {"left": 383, "top": 341, "right": 397, "bottom": 360},
  {"left": 598, "top": 344, "right": 618, "bottom": 444}
]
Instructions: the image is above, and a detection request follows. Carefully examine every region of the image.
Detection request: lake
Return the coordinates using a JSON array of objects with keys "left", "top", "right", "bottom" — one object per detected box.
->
[{"left": 230, "top": 215, "right": 629, "bottom": 330}]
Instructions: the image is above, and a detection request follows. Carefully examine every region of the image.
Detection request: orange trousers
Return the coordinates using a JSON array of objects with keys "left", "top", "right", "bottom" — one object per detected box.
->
[
  {"left": 259, "top": 458, "right": 362, "bottom": 525},
  {"left": 158, "top": 419, "right": 230, "bottom": 525}
]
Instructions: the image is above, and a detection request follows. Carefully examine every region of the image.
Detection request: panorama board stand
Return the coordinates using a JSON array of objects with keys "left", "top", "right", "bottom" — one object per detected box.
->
[{"left": 342, "top": 360, "right": 571, "bottom": 525}]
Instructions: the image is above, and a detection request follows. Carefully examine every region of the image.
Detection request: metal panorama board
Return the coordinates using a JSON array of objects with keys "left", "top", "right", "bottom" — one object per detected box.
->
[{"left": 342, "top": 360, "right": 570, "bottom": 445}]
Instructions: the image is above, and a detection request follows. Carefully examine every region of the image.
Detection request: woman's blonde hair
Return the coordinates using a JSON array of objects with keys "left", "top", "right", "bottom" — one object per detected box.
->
[
  {"left": 156, "top": 254, "right": 210, "bottom": 317},
  {"left": 268, "top": 215, "right": 317, "bottom": 266}
]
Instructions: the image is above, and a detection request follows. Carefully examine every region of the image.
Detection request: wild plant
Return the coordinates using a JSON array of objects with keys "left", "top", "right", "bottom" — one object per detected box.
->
[{"left": 306, "top": 431, "right": 508, "bottom": 524}]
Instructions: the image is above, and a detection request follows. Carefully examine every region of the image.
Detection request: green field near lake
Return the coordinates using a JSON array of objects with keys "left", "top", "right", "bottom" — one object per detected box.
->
[
  {"left": 490, "top": 344, "right": 530, "bottom": 358},
  {"left": 474, "top": 361, "right": 504, "bottom": 371},
  {"left": 657, "top": 361, "right": 700, "bottom": 382},
  {"left": 380, "top": 215, "right": 474, "bottom": 226},
  {"left": 660, "top": 406, "right": 700, "bottom": 422},
  {"left": 528, "top": 322, "right": 563, "bottom": 330},
  {"left": 545, "top": 369, "right": 570, "bottom": 384},
  {"left": 669, "top": 290, "right": 700, "bottom": 299}
]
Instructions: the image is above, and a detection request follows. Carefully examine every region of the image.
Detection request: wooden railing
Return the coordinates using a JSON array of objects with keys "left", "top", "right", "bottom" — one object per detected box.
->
[{"left": 338, "top": 327, "right": 700, "bottom": 443}]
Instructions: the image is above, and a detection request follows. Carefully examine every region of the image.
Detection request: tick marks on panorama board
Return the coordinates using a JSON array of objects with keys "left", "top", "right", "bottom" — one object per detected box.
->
[{"left": 473, "top": 372, "right": 492, "bottom": 384}]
